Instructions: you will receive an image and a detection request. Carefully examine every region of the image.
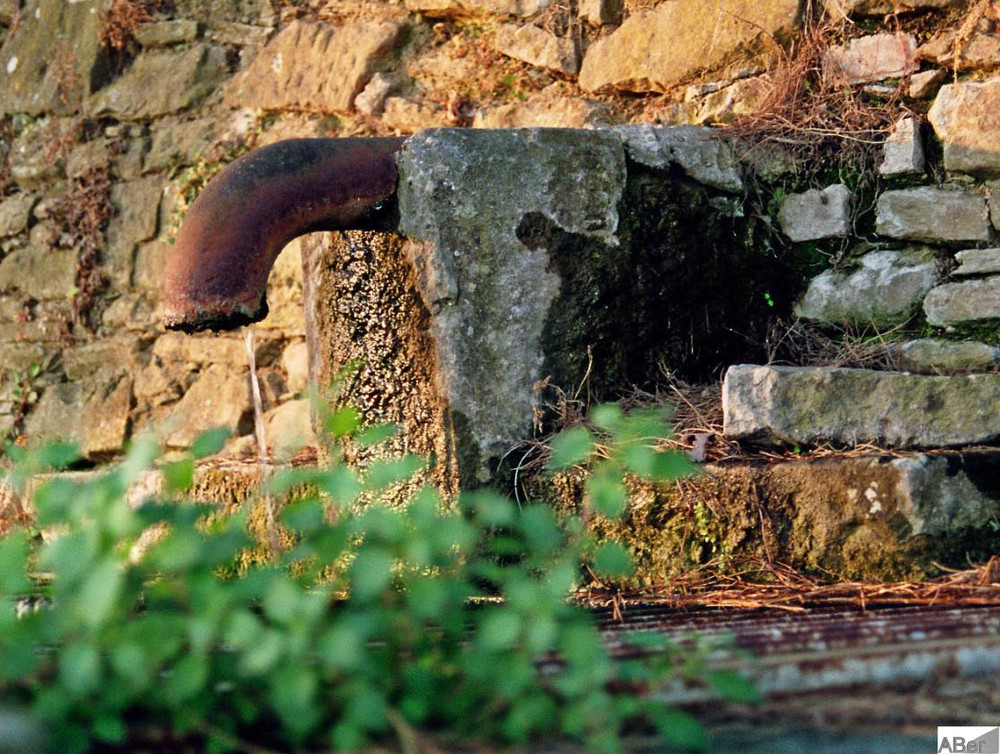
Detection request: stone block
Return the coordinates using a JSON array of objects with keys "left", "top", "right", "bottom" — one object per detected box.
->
[
  {"left": 723, "top": 364, "right": 1000, "bottom": 448},
  {"left": 777, "top": 184, "right": 851, "bottom": 241},
  {"left": 404, "top": 0, "right": 553, "bottom": 17},
  {"left": 793, "top": 249, "right": 938, "bottom": 326},
  {"left": 0, "top": 244, "right": 77, "bottom": 300},
  {"left": 473, "top": 91, "right": 616, "bottom": 129},
  {"left": 65, "top": 139, "right": 112, "bottom": 179},
  {"left": 0, "top": 0, "right": 110, "bottom": 116},
  {"left": 924, "top": 277, "right": 1000, "bottom": 327},
  {"left": 579, "top": 0, "right": 799, "bottom": 93},
  {"left": 909, "top": 69, "right": 945, "bottom": 99},
  {"left": 382, "top": 97, "right": 446, "bottom": 133},
  {"left": 822, "top": 33, "right": 917, "bottom": 86},
  {"left": 954, "top": 248, "right": 1000, "bottom": 277},
  {"left": 0, "top": 195, "right": 35, "bottom": 237},
  {"left": 62, "top": 336, "right": 147, "bottom": 381},
  {"left": 494, "top": 23, "right": 579, "bottom": 75},
  {"left": 281, "top": 341, "right": 310, "bottom": 394},
  {"left": 579, "top": 0, "right": 623, "bottom": 25},
  {"left": 81, "top": 374, "right": 133, "bottom": 458},
  {"left": 106, "top": 176, "right": 163, "bottom": 289},
  {"left": 353, "top": 73, "right": 397, "bottom": 116},
  {"left": 879, "top": 117, "right": 924, "bottom": 177},
  {"left": 692, "top": 75, "right": 771, "bottom": 125},
  {"left": 614, "top": 124, "right": 742, "bottom": 192},
  {"left": 262, "top": 398, "right": 315, "bottom": 460},
  {"left": 207, "top": 21, "right": 274, "bottom": 48},
  {"left": 165, "top": 364, "right": 251, "bottom": 449},
  {"left": 929, "top": 78, "right": 1000, "bottom": 175},
  {"left": 7, "top": 118, "right": 75, "bottom": 189},
  {"left": 145, "top": 116, "right": 217, "bottom": 172},
  {"left": 919, "top": 29, "right": 1000, "bottom": 72},
  {"left": 223, "top": 19, "right": 407, "bottom": 114},
  {"left": 896, "top": 339, "right": 1000, "bottom": 375},
  {"left": 174, "top": 0, "right": 277, "bottom": 25},
  {"left": 89, "top": 44, "right": 228, "bottom": 120},
  {"left": 133, "top": 19, "right": 199, "bottom": 47},
  {"left": 876, "top": 187, "right": 989, "bottom": 243},
  {"left": 153, "top": 331, "right": 279, "bottom": 367},
  {"left": 823, "top": 0, "right": 964, "bottom": 17}
]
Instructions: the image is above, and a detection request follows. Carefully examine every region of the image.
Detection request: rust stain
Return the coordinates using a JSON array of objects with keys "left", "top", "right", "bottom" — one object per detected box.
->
[{"left": 163, "top": 137, "right": 405, "bottom": 333}]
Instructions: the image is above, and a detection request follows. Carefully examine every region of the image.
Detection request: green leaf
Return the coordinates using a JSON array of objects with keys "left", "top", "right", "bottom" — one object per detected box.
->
[
  {"left": 319, "top": 466, "right": 362, "bottom": 506},
  {"left": 189, "top": 427, "right": 231, "bottom": 459},
  {"left": 78, "top": 557, "right": 124, "bottom": 629},
  {"left": 363, "top": 455, "right": 423, "bottom": 492},
  {"left": 547, "top": 425, "right": 594, "bottom": 471},
  {"left": 648, "top": 450, "right": 698, "bottom": 482},
  {"left": 649, "top": 707, "right": 709, "bottom": 751},
  {"left": 269, "top": 665, "right": 319, "bottom": 740},
  {"left": 354, "top": 422, "right": 398, "bottom": 447},
  {"left": 590, "top": 403, "right": 623, "bottom": 432},
  {"left": 349, "top": 549, "right": 395, "bottom": 602},
  {"left": 163, "top": 458, "right": 195, "bottom": 494},
  {"left": 262, "top": 575, "right": 300, "bottom": 625},
  {"left": 92, "top": 715, "right": 127, "bottom": 744},
  {"left": 165, "top": 654, "right": 208, "bottom": 705},
  {"left": 592, "top": 542, "right": 634, "bottom": 580},
  {"left": 318, "top": 621, "right": 365, "bottom": 672},
  {"left": 39, "top": 441, "right": 81, "bottom": 470},
  {"left": 478, "top": 609, "right": 522, "bottom": 651},
  {"left": 706, "top": 670, "right": 761, "bottom": 704},
  {"left": 586, "top": 465, "right": 627, "bottom": 519},
  {"left": 326, "top": 405, "right": 361, "bottom": 438},
  {"left": 59, "top": 642, "right": 102, "bottom": 697},
  {"left": 0, "top": 530, "right": 31, "bottom": 595}
]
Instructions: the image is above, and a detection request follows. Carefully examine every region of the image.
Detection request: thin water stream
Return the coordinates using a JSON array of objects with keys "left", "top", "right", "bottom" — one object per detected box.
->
[{"left": 244, "top": 328, "right": 280, "bottom": 556}]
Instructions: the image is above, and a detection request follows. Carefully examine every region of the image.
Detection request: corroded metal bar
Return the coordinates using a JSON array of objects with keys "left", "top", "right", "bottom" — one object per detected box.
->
[{"left": 162, "top": 137, "right": 405, "bottom": 333}]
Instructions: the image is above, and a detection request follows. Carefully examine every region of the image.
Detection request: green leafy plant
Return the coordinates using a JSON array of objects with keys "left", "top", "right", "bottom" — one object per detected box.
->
[{"left": 0, "top": 404, "right": 754, "bottom": 753}]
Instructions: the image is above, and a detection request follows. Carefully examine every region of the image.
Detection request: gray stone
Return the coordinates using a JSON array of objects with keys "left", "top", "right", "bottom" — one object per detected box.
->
[
  {"left": 62, "top": 336, "right": 146, "bottom": 381},
  {"left": 0, "top": 342, "right": 46, "bottom": 374},
  {"left": 723, "top": 364, "right": 1000, "bottom": 448},
  {"left": 353, "top": 73, "right": 398, "bottom": 116},
  {"left": 896, "top": 339, "right": 1000, "bottom": 375},
  {"left": 823, "top": 0, "right": 964, "bottom": 17},
  {"left": 0, "top": 195, "right": 35, "bottom": 237},
  {"left": 924, "top": 277, "right": 1000, "bottom": 327},
  {"left": 879, "top": 117, "right": 925, "bottom": 177},
  {"left": 876, "top": 187, "right": 989, "bottom": 243},
  {"left": 106, "top": 177, "right": 163, "bottom": 288},
  {"left": 494, "top": 23, "right": 579, "bottom": 75},
  {"left": 404, "top": 0, "right": 553, "bottom": 17},
  {"left": 133, "top": 19, "right": 199, "bottom": 47},
  {"left": 0, "top": 0, "right": 109, "bottom": 116},
  {"left": 153, "top": 331, "right": 279, "bottom": 366},
  {"left": 579, "top": 0, "right": 623, "bottom": 25},
  {"left": 223, "top": 19, "right": 407, "bottom": 114},
  {"left": 165, "top": 364, "right": 251, "bottom": 449},
  {"left": 393, "top": 128, "right": 624, "bottom": 479},
  {"left": 991, "top": 190, "right": 1000, "bottom": 231},
  {"left": 88, "top": 44, "right": 228, "bottom": 120},
  {"left": 65, "top": 139, "right": 111, "bottom": 179},
  {"left": 777, "top": 184, "right": 851, "bottom": 241},
  {"left": 7, "top": 118, "right": 75, "bottom": 189},
  {"left": 822, "top": 33, "right": 917, "bottom": 86},
  {"left": 692, "top": 75, "right": 771, "bottom": 125},
  {"left": 614, "top": 124, "right": 743, "bottom": 192},
  {"left": 262, "top": 398, "right": 315, "bottom": 460},
  {"left": 282, "top": 341, "right": 310, "bottom": 394},
  {"left": 954, "top": 247, "right": 1000, "bottom": 277},
  {"left": 892, "top": 452, "right": 1000, "bottom": 537},
  {"left": 81, "top": 374, "right": 133, "bottom": 458},
  {"left": 145, "top": 116, "right": 217, "bottom": 171},
  {"left": 579, "top": 0, "right": 799, "bottom": 94},
  {"left": 929, "top": 78, "right": 1000, "bottom": 175},
  {"left": 0, "top": 245, "right": 77, "bottom": 300},
  {"left": 918, "top": 29, "right": 1000, "bottom": 73},
  {"left": 909, "top": 69, "right": 945, "bottom": 99},
  {"left": 794, "top": 249, "right": 938, "bottom": 326}
]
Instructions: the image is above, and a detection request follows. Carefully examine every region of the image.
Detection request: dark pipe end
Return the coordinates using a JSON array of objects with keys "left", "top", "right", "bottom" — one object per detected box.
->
[{"left": 162, "top": 137, "right": 404, "bottom": 333}]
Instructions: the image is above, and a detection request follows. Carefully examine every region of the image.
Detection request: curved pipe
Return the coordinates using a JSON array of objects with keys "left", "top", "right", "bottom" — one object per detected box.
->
[{"left": 162, "top": 137, "right": 406, "bottom": 333}]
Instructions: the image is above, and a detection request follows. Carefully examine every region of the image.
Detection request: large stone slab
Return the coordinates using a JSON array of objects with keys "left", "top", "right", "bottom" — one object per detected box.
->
[
  {"left": 929, "top": 78, "right": 1000, "bottom": 175},
  {"left": 954, "top": 248, "right": 1000, "bottom": 277},
  {"left": 793, "top": 249, "right": 938, "bottom": 326},
  {"left": 880, "top": 117, "right": 925, "bottom": 177},
  {"left": 876, "top": 187, "right": 989, "bottom": 243},
  {"left": 924, "top": 277, "right": 1000, "bottom": 326},
  {"left": 578, "top": 0, "right": 799, "bottom": 93},
  {"left": 89, "top": 44, "right": 228, "bottom": 120},
  {"left": 0, "top": 0, "right": 110, "bottom": 116},
  {"left": 723, "top": 364, "right": 1000, "bottom": 448},
  {"left": 223, "top": 19, "right": 407, "bottom": 113},
  {"left": 896, "top": 339, "right": 1000, "bottom": 375}
]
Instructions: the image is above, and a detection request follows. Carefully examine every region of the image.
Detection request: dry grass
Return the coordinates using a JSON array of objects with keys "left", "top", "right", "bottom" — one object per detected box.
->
[
  {"left": 764, "top": 318, "right": 903, "bottom": 371},
  {"left": 577, "top": 555, "right": 1000, "bottom": 612}
]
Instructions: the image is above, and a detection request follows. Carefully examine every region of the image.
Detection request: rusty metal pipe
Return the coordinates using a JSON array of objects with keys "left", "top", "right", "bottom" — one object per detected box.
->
[{"left": 162, "top": 137, "right": 405, "bottom": 333}]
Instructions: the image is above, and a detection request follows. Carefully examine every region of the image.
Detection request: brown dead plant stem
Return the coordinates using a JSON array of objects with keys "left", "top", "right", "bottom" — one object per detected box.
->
[{"left": 100, "top": 0, "right": 174, "bottom": 67}]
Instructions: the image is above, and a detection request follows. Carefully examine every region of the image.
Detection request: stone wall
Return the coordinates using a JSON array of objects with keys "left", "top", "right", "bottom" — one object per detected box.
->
[{"left": 0, "top": 0, "right": 993, "bottom": 465}]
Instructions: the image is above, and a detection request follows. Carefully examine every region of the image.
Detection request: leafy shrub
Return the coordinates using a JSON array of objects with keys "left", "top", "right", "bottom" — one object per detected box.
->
[{"left": 0, "top": 405, "right": 754, "bottom": 752}]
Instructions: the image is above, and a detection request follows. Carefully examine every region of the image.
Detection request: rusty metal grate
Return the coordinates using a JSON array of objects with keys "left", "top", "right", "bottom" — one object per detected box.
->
[{"left": 589, "top": 604, "right": 1000, "bottom": 703}]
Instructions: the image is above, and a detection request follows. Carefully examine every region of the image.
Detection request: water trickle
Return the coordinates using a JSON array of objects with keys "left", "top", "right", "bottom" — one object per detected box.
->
[{"left": 244, "top": 327, "right": 280, "bottom": 557}]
